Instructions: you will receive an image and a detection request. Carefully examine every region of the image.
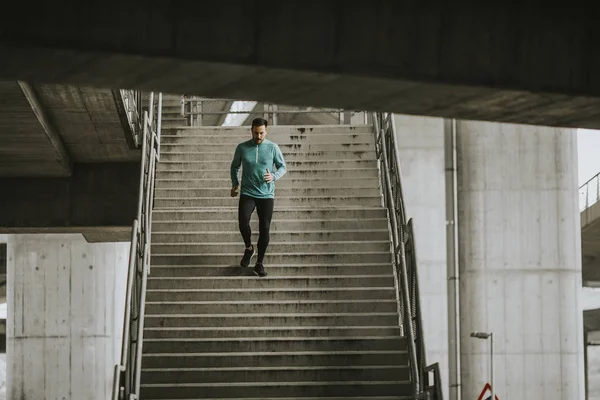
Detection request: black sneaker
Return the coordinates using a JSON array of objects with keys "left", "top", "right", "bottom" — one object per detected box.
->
[
  {"left": 253, "top": 263, "right": 267, "bottom": 277},
  {"left": 240, "top": 246, "right": 255, "bottom": 267}
]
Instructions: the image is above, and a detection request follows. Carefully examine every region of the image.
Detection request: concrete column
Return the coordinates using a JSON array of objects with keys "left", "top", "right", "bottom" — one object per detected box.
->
[
  {"left": 3, "top": 234, "right": 128, "bottom": 400},
  {"left": 394, "top": 115, "right": 449, "bottom": 398},
  {"left": 456, "top": 121, "right": 584, "bottom": 399}
]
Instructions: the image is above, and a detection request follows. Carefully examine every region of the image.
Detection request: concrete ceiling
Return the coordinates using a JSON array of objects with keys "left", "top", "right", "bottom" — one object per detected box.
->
[
  {"left": 1, "top": 2, "right": 600, "bottom": 129},
  {"left": 0, "top": 81, "right": 139, "bottom": 177}
]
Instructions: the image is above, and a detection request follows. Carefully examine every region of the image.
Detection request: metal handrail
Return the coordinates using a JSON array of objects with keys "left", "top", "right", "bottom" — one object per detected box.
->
[
  {"left": 580, "top": 171, "right": 600, "bottom": 212},
  {"left": 424, "top": 363, "right": 443, "bottom": 400},
  {"left": 112, "top": 92, "right": 162, "bottom": 400},
  {"left": 372, "top": 112, "right": 441, "bottom": 399},
  {"left": 180, "top": 96, "right": 364, "bottom": 126}
]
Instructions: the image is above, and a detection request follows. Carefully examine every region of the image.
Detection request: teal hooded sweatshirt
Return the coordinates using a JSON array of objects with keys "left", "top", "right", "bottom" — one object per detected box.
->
[{"left": 230, "top": 139, "right": 287, "bottom": 199}]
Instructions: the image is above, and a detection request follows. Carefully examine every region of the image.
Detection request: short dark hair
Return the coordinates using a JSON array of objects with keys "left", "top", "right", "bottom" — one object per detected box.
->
[{"left": 251, "top": 117, "right": 268, "bottom": 129}]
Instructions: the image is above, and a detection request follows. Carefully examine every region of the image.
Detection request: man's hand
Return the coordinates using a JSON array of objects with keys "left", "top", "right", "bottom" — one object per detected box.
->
[
  {"left": 231, "top": 186, "right": 240, "bottom": 197},
  {"left": 265, "top": 169, "right": 274, "bottom": 183}
]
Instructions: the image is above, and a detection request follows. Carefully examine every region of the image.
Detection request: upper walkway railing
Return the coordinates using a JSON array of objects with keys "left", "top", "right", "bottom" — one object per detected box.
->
[
  {"left": 181, "top": 96, "right": 369, "bottom": 126},
  {"left": 580, "top": 172, "right": 600, "bottom": 212}
]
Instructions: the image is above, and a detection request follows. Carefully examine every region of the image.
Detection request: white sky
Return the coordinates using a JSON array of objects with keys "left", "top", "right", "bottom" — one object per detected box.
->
[
  {"left": 578, "top": 128, "right": 600, "bottom": 310},
  {"left": 222, "top": 101, "right": 258, "bottom": 127},
  {"left": 578, "top": 129, "right": 600, "bottom": 186}
]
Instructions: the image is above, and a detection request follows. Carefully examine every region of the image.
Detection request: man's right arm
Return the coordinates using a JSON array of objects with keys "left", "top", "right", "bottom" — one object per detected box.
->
[{"left": 230, "top": 144, "right": 242, "bottom": 196}]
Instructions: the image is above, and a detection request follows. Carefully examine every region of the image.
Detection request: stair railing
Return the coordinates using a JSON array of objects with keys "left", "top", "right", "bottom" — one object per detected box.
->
[
  {"left": 181, "top": 96, "right": 367, "bottom": 126},
  {"left": 372, "top": 112, "right": 442, "bottom": 399},
  {"left": 112, "top": 92, "right": 163, "bottom": 400}
]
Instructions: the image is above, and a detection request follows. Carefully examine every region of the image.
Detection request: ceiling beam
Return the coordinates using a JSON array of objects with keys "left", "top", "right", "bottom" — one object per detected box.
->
[{"left": 17, "top": 81, "right": 72, "bottom": 176}]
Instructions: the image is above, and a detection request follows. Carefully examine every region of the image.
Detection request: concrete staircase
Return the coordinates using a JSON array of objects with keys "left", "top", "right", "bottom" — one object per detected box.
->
[
  {"left": 140, "top": 120, "right": 413, "bottom": 399},
  {"left": 160, "top": 94, "right": 187, "bottom": 128}
]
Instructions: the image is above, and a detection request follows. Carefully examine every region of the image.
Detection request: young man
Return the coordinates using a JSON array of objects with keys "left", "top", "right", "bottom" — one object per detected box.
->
[{"left": 230, "top": 117, "right": 287, "bottom": 277}]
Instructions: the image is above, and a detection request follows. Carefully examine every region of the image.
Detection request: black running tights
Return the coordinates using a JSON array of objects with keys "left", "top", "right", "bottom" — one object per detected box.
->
[{"left": 238, "top": 195, "right": 275, "bottom": 264}]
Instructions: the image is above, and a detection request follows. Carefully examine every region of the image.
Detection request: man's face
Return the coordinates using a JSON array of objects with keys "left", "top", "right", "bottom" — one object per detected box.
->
[{"left": 252, "top": 125, "right": 267, "bottom": 144}]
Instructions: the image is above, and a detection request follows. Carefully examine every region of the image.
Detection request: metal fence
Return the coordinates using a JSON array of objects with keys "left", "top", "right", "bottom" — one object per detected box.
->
[
  {"left": 580, "top": 172, "right": 600, "bottom": 212},
  {"left": 180, "top": 96, "right": 369, "bottom": 126}
]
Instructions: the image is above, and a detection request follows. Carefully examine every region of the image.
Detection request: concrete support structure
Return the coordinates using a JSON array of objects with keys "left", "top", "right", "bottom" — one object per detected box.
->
[
  {"left": 1, "top": 234, "right": 128, "bottom": 399},
  {"left": 0, "top": 163, "right": 139, "bottom": 242},
  {"left": 456, "top": 121, "right": 584, "bottom": 399},
  {"left": 3, "top": 3, "right": 600, "bottom": 129},
  {"left": 394, "top": 115, "right": 449, "bottom": 398}
]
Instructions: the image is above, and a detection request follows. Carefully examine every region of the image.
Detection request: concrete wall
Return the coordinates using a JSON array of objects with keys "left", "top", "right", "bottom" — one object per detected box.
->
[
  {"left": 1, "top": 234, "right": 128, "bottom": 399},
  {"left": 394, "top": 114, "right": 449, "bottom": 398},
  {"left": 0, "top": 163, "right": 139, "bottom": 242},
  {"left": 0, "top": 354, "right": 5, "bottom": 400},
  {"left": 456, "top": 121, "right": 584, "bottom": 399},
  {"left": 588, "top": 346, "right": 600, "bottom": 398}
]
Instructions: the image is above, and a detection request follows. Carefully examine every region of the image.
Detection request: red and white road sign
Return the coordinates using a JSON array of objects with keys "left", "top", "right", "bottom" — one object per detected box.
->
[{"left": 477, "top": 383, "right": 499, "bottom": 400}]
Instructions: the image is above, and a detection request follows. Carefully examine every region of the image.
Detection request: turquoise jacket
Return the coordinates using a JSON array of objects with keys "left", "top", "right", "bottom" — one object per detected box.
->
[{"left": 230, "top": 139, "right": 287, "bottom": 199}]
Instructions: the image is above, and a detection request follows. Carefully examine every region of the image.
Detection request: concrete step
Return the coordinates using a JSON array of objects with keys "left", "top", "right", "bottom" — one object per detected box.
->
[
  {"left": 145, "top": 300, "right": 397, "bottom": 315},
  {"left": 142, "top": 348, "right": 406, "bottom": 368},
  {"left": 141, "top": 365, "right": 410, "bottom": 384},
  {"left": 151, "top": 241, "right": 391, "bottom": 254},
  {"left": 152, "top": 208, "right": 387, "bottom": 221},
  {"left": 144, "top": 312, "right": 399, "bottom": 329},
  {"left": 161, "top": 116, "right": 187, "bottom": 123},
  {"left": 161, "top": 151, "right": 377, "bottom": 162},
  {"left": 154, "top": 187, "right": 379, "bottom": 199},
  {"left": 142, "top": 337, "right": 405, "bottom": 354},
  {"left": 154, "top": 177, "right": 380, "bottom": 189},
  {"left": 151, "top": 230, "right": 389, "bottom": 243},
  {"left": 156, "top": 168, "right": 379, "bottom": 179},
  {"left": 162, "top": 125, "right": 373, "bottom": 136},
  {"left": 145, "top": 287, "right": 396, "bottom": 302},
  {"left": 143, "top": 325, "right": 401, "bottom": 339},
  {"left": 154, "top": 196, "right": 382, "bottom": 208},
  {"left": 140, "top": 381, "right": 410, "bottom": 399},
  {"left": 139, "top": 379, "right": 410, "bottom": 398},
  {"left": 161, "top": 142, "right": 376, "bottom": 153},
  {"left": 152, "top": 219, "right": 389, "bottom": 232},
  {"left": 161, "top": 134, "right": 375, "bottom": 146},
  {"left": 142, "top": 396, "right": 409, "bottom": 400},
  {"left": 148, "top": 264, "right": 392, "bottom": 277},
  {"left": 156, "top": 159, "right": 377, "bottom": 171},
  {"left": 147, "top": 275, "right": 394, "bottom": 290},
  {"left": 150, "top": 252, "right": 392, "bottom": 265}
]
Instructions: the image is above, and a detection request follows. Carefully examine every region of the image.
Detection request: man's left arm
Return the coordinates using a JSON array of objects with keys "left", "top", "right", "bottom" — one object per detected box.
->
[{"left": 271, "top": 144, "right": 287, "bottom": 181}]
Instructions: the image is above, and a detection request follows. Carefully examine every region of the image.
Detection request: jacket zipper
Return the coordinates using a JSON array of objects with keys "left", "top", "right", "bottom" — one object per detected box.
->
[{"left": 256, "top": 145, "right": 258, "bottom": 163}]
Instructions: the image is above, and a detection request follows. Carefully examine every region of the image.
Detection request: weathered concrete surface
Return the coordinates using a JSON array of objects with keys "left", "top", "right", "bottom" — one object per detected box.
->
[
  {"left": 584, "top": 312, "right": 600, "bottom": 399},
  {"left": 394, "top": 115, "right": 449, "bottom": 399},
  {"left": 0, "top": 81, "right": 140, "bottom": 177},
  {"left": 33, "top": 84, "right": 139, "bottom": 162},
  {"left": 457, "top": 121, "right": 584, "bottom": 399},
  {"left": 582, "top": 202, "right": 600, "bottom": 286},
  {"left": 0, "top": 81, "right": 67, "bottom": 176},
  {"left": 3, "top": 234, "right": 128, "bottom": 400},
  {"left": 2, "top": 2, "right": 600, "bottom": 128},
  {"left": 0, "top": 163, "right": 138, "bottom": 241}
]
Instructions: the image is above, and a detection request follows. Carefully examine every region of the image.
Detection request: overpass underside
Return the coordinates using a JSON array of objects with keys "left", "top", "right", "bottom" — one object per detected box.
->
[
  {"left": 1, "top": 2, "right": 600, "bottom": 129},
  {"left": 0, "top": 82, "right": 144, "bottom": 241}
]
